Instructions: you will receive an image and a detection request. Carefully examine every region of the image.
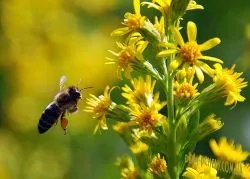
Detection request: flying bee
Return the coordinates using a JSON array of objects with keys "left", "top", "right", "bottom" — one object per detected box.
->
[{"left": 38, "top": 76, "right": 86, "bottom": 134}]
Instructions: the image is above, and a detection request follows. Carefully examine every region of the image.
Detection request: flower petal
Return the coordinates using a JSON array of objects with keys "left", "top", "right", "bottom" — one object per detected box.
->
[
  {"left": 214, "top": 63, "right": 223, "bottom": 70},
  {"left": 137, "top": 41, "right": 148, "bottom": 53},
  {"left": 141, "top": 2, "right": 161, "bottom": 11},
  {"left": 154, "top": 0, "right": 167, "bottom": 7},
  {"left": 209, "top": 139, "right": 220, "bottom": 155},
  {"left": 157, "top": 49, "right": 178, "bottom": 57},
  {"left": 195, "top": 66, "right": 204, "bottom": 83},
  {"left": 183, "top": 167, "right": 199, "bottom": 178},
  {"left": 200, "top": 56, "right": 223, "bottom": 63},
  {"left": 134, "top": 0, "right": 141, "bottom": 16},
  {"left": 187, "top": 1, "right": 204, "bottom": 10},
  {"left": 196, "top": 61, "right": 214, "bottom": 76},
  {"left": 199, "top": 38, "right": 221, "bottom": 51},
  {"left": 225, "top": 94, "right": 236, "bottom": 106},
  {"left": 187, "top": 4, "right": 204, "bottom": 10},
  {"left": 171, "top": 26, "right": 185, "bottom": 47},
  {"left": 105, "top": 57, "right": 116, "bottom": 64},
  {"left": 170, "top": 57, "right": 182, "bottom": 70},
  {"left": 108, "top": 50, "right": 119, "bottom": 56},
  {"left": 111, "top": 27, "right": 131, "bottom": 37},
  {"left": 159, "top": 42, "right": 176, "bottom": 48},
  {"left": 187, "top": 21, "right": 197, "bottom": 41},
  {"left": 135, "top": 52, "right": 144, "bottom": 61}
]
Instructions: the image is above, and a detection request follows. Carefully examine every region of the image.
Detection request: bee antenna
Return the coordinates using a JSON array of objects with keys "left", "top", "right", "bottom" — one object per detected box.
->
[
  {"left": 84, "top": 87, "right": 93, "bottom": 89},
  {"left": 80, "top": 87, "right": 93, "bottom": 91}
]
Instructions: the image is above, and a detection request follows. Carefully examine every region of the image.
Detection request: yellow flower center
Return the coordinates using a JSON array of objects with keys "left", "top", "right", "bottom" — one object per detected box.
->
[
  {"left": 118, "top": 48, "right": 135, "bottom": 69},
  {"left": 124, "top": 14, "right": 145, "bottom": 29},
  {"left": 180, "top": 41, "right": 202, "bottom": 64},
  {"left": 137, "top": 111, "right": 157, "bottom": 130},
  {"left": 149, "top": 155, "right": 167, "bottom": 175},
  {"left": 93, "top": 97, "right": 111, "bottom": 115},
  {"left": 176, "top": 83, "right": 197, "bottom": 99}
]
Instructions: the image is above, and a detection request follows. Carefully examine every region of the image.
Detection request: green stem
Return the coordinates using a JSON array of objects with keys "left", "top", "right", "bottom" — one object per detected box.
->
[
  {"left": 167, "top": 75, "right": 175, "bottom": 124},
  {"left": 160, "top": 56, "right": 168, "bottom": 94},
  {"left": 159, "top": 15, "right": 180, "bottom": 179},
  {"left": 167, "top": 74, "right": 179, "bottom": 179},
  {"left": 160, "top": 59, "right": 178, "bottom": 179}
]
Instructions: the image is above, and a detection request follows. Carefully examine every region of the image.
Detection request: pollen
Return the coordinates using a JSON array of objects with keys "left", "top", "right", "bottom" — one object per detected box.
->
[
  {"left": 175, "top": 81, "right": 199, "bottom": 100},
  {"left": 118, "top": 48, "right": 135, "bottom": 69},
  {"left": 149, "top": 154, "right": 167, "bottom": 175},
  {"left": 124, "top": 14, "right": 144, "bottom": 29},
  {"left": 179, "top": 41, "right": 202, "bottom": 64},
  {"left": 130, "top": 104, "right": 164, "bottom": 134},
  {"left": 138, "top": 110, "right": 157, "bottom": 131},
  {"left": 92, "top": 97, "right": 111, "bottom": 114}
]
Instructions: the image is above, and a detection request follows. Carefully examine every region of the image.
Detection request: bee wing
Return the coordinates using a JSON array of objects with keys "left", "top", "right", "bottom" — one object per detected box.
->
[{"left": 60, "top": 76, "right": 67, "bottom": 91}]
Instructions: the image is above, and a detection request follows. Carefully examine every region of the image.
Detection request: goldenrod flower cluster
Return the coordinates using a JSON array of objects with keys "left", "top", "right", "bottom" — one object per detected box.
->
[
  {"left": 85, "top": 0, "right": 248, "bottom": 178},
  {"left": 184, "top": 137, "right": 250, "bottom": 179}
]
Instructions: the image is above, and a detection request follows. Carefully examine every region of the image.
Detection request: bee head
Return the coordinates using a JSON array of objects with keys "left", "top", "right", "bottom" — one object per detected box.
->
[{"left": 68, "top": 86, "right": 82, "bottom": 100}]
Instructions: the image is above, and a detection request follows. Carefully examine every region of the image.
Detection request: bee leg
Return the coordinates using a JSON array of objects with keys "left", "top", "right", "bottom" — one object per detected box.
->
[
  {"left": 61, "top": 118, "right": 68, "bottom": 135},
  {"left": 60, "top": 111, "right": 68, "bottom": 135}
]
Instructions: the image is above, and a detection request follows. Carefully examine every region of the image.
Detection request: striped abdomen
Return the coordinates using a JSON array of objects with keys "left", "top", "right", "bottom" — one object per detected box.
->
[{"left": 38, "top": 102, "right": 62, "bottom": 134}]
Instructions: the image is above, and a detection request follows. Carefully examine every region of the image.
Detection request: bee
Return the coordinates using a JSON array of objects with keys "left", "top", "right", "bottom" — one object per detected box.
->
[{"left": 38, "top": 76, "right": 83, "bottom": 134}]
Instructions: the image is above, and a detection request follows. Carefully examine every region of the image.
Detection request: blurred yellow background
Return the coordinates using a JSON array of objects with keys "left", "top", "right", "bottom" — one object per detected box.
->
[
  {"left": 0, "top": 0, "right": 249, "bottom": 178},
  {"left": 0, "top": 0, "right": 121, "bottom": 178}
]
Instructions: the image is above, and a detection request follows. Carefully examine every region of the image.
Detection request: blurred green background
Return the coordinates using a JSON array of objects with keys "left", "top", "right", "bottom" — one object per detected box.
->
[{"left": 0, "top": 0, "right": 249, "bottom": 178}]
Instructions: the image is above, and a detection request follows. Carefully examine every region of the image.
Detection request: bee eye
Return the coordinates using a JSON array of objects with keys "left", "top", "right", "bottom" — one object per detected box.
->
[{"left": 72, "top": 91, "right": 81, "bottom": 99}]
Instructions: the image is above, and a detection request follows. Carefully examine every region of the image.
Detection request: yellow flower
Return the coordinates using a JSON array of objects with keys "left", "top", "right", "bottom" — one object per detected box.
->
[
  {"left": 122, "top": 75, "right": 161, "bottom": 106},
  {"left": 85, "top": 86, "right": 115, "bottom": 133},
  {"left": 238, "top": 163, "right": 250, "bottom": 179},
  {"left": 111, "top": 0, "right": 146, "bottom": 36},
  {"left": 183, "top": 165, "right": 219, "bottom": 179},
  {"left": 107, "top": 34, "right": 148, "bottom": 78},
  {"left": 174, "top": 79, "right": 199, "bottom": 100},
  {"left": 213, "top": 64, "right": 248, "bottom": 106},
  {"left": 113, "top": 121, "right": 136, "bottom": 134},
  {"left": 116, "top": 155, "right": 134, "bottom": 169},
  {"left": 158, "top": 21, "right": 222, "bottom": 83},
  {"left": 130, "top": 103, "right": 165, "bottom": 134},
  {"left": 148, "top": 153, "right": 167, "bottom": 176},
  {"left": 142, "top": 0, "right": 203, "bottom": 14},
  {"left": 154, "top": 16, "right": 165, "bottom": 41},
  {"left": 121, "top": 168, "right": 141, "bottom": 179},
  {"left": 130, "top": 141, "right": 149, "bottom": 154},
  {"left": 209, "top": 137, "right": 249, "bottom": 163},
  {"left": 197, "top": 114, "right": 223, "bottom": 140},
  {"left": 116, "top": 156, "right": 141, "bottom": 179},
  {"left": 176, "top": 67, "right": 196, "bottom": 83}
]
